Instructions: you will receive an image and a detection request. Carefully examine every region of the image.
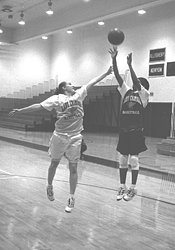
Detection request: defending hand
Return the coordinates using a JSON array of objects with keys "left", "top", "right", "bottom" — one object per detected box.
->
[
  {"left": 108, "top": 46, "right": 118, "bottom": 59},
  {"left": 127, "top": 53, "right": 132, "bottom": 67},
  {"left": 106, "top": 66, "right": 113, "bottom": 75}
]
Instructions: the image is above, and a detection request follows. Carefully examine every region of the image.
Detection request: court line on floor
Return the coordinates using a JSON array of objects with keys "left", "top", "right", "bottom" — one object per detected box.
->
[
  {"left": 0, "top": 176, "right": 20, "bottom": 180},
  {"left": 0, "top": 170, "right": 174, "bottom": 207},
  {"left": 0, "top": 169, "right": 15, "bottom": 175},
  {"left": 0, "top": 168, "right": 20, "bottom": 180}
]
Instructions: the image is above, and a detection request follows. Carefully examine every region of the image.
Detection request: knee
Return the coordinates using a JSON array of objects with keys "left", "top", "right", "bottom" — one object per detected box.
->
[
  {"left": 69, "top": 162, "right": 78, "bottom": 174},
  {"left": 119, "top": 155, "right": 128, "bottom": 168},
  {"left": 50, "top": 160, "right": 59, "bottom": 169},
  {"left": 130, "top": 156, "right": 139, "bottom": 170}
]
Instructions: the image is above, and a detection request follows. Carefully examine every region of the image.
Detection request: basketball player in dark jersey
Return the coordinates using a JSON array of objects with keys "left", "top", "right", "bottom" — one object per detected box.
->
[{"left": 109, "top": 47, "right": 150, "bottom": 201}]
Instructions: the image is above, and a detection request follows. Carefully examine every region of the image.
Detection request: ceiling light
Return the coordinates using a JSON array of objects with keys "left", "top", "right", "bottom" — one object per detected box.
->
[
  {"left": 42, "top": 36, "right": 48, "bottom": 40},
  {"left": 18, "top": 11, "right": 25, "bottom": 25},
  {"left": 46, "top": 0, "right": 53, "bottom": 15},
  {"left": 138, "top": 9, "right": 146, "bottom": 15},
  {"left": 67, "top": 29, "right": 73, "bottom": 34},
  {"left": 98, "top": 21, "right": 105, "bottom": 26}
]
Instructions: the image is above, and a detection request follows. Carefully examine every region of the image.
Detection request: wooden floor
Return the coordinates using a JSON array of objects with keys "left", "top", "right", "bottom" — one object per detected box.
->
[{"left": 0, "top": 128, "right": 175, "bottom": 250}]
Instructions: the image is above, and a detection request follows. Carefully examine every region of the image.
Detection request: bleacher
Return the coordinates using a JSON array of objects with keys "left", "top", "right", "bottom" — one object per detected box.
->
[
  {"left": 0, "top": 79, "right": 56, "bottom": 131},
  {"left": 0, "top": 77, "right": 119, "bottom": 131}
]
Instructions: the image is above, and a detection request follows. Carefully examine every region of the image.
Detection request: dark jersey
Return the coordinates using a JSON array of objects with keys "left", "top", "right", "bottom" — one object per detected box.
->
[{"left": 119, "top": 89, "right": 144, "bottom": 133}]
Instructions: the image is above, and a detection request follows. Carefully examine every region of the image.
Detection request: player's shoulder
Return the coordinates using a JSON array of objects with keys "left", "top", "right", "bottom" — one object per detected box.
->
[{"left": 45, "top": 94, "right": 64, "bottom": 103}]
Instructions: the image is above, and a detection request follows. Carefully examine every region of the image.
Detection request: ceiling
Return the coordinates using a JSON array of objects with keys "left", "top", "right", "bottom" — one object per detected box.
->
[{"left": 0, "top": 0, "right": 174, "bottom": 44}]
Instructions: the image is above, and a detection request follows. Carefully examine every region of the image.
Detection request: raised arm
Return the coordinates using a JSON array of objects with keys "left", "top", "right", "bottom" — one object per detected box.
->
[
  {"left": 9, "top": 103, "right": 43, "bottom": 117},
  {"left": 127, "top": 53, "right": 141, "bottom": 91},
  {"left": 86, "top": 66, "right": 113, "bottom": 92},
  {"left": 109, "top": 47, "right": 123, "bottom": 87}
]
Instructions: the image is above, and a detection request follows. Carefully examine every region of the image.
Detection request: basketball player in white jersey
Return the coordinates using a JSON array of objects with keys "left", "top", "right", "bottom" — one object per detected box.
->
[
  {"left": 109, "top": 47, "right": 150, "bottom": 201},
  {"left": 9, "top": 66, "right": 112, "bottom": 212}
]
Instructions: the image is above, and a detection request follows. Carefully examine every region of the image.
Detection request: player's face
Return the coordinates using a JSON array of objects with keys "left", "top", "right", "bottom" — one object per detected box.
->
[{"left": 65, "top": 82, "right": 75, "bottom": 94}]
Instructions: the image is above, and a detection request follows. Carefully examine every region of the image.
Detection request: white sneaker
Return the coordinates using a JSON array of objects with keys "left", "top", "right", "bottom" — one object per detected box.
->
[
  {"left": 65, "top": 197, "right": 75, "bottom": 213},
  {"left": 116, "top": 186, "right": 127, "bottom": 201},
  {"left": 123, "top": 188, "right": 137, "bottom": 201}
]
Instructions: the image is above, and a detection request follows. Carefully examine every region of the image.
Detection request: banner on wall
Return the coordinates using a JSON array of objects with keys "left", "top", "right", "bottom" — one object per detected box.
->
[
  {"left": 149, "top": 63, "right": 164, "bottom": 77},
  {"left": 149, "top": 48, "right": 166, "bottom": 63},
  {"left": 167, "top": 62, "right": 175, "bottom": 76}
]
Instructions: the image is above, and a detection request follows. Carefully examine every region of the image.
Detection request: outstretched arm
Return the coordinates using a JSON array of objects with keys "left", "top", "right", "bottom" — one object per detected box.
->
[
  {"left": 9, "top": 103, "right": 43, "bottom": 117},
  {"left": 86, "top": 66, "right": 113, "bottom": 92},
  {"left": 109, "top": 47, "right": 123, "bottom": 87},
  {"left": 127, "top": 53, "right": 141, "bottom": 91}
]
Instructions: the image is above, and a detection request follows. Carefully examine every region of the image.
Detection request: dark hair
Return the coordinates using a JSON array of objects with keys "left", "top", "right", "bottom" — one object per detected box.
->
[
  {"left": 138, "top": 77, "right": 149, "bottom": 90},
  {"left": 54, "top": 81, "right": 67, "bottom": 95}
]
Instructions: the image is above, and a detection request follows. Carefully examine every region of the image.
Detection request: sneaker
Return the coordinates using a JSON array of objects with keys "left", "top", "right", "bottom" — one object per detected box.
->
[
  {"left": 65, "top": 197, "right": 75, "bottom": 213},
  {"left": 123, "top": 188, "right": 137, "bottom": 201},
  {"left": 47, "top": 185, "right": 55, "bottom": 201},
  {"left": 116, "top": 186, "right": 127, "bottom": 201}
]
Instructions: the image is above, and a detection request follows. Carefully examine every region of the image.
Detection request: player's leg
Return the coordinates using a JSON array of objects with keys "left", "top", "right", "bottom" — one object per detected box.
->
[
  {"left": 116, "top": 132, "right": 130, "bottom": 201},
  {"left": 48, "top": 159, "right": 60, "bottom": 186},
  {"left": 69, "top": 162, "right": 78, "bottom": 196},
  {"left": 64, "top": 162, "right": 78, "bottom": 213},
  {"left": 117, "top": 154, "right": 129, "bottom": 201},
  {"left": 47, "top": 159, "right": 60, "bottom": 201},
  {"left": 123, "top": 130, "right": 147, "bottom": 201},
  {"left": 47, "top": 133, "right": 67, "bottom": 201},
  {"left": 65, "top": 134, "right": 82, "bottom": 212},
  {"left": 130, "top": 155, "right": 139, "bottom": 189},
  {"left": 123, "top": 155, "right": 139, "bottom": 201}
]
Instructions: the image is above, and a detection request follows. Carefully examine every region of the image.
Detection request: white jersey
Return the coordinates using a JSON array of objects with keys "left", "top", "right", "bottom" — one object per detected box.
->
[{"left": 41, "top": 85, "right": 87, "bottom": 135}]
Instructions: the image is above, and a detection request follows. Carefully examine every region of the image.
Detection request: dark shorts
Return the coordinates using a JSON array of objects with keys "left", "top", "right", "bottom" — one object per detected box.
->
[{"left": 117, "top": 130, "right": 147, "bottom": 155}]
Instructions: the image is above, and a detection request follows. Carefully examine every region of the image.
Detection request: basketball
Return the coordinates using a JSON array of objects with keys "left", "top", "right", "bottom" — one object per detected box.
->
[{"left": 107, "top": 28, "right": 125, "bottom": 46}]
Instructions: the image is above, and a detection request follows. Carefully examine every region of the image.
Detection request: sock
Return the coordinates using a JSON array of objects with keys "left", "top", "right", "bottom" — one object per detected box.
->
[
  {"left": 119, "top": 168, "right": 128, "bottom": 185},
  {"left": 70, "top": 194, "right": 74, "bottom": 198},
  {"left": 131, "top": 170, "right": 139, "bottom": 187}
]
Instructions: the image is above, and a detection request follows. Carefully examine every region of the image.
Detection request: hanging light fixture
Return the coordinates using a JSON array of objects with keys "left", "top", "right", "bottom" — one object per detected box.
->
[
  {"left": 138, "top": 9, "right": 146, "bottom": 15},
  {"left": 0, "top": 21, "right": 3, "bottom": 33},
  {"left": 46, "top": 0, "right": 53, "bottom": 15},
  {"left": 18, "top": 11, "right": 25, "bottom": 25},
  {"left": 67, "top": 29, "right": 73, "bottom": 34},
  {"left": 98, "top": 21, "right": 105, "bottom": 26},
  {"left": 42, "top": 36, "right": 48, "bottom": 40}
]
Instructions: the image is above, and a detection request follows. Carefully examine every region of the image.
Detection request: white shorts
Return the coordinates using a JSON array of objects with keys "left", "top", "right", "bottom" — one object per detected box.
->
[{"left": 49, "top": 132, "right": 83, "bottom": 163}]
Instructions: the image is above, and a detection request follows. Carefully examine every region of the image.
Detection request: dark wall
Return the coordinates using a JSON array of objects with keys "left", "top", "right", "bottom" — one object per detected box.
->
[{"left": 143, "top": 102, "right": 172, "bottom": 138}]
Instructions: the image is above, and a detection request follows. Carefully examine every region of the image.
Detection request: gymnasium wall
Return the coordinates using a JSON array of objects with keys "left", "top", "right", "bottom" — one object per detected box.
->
[
  {"left": 0, "top": 37, "right": 51, "bottom": 97},
  {"left": 0, "top": 2, "right": 174, "bottom": 104},
  {"left": 50, "top": 5, "right": 175, "bottom": 103}
]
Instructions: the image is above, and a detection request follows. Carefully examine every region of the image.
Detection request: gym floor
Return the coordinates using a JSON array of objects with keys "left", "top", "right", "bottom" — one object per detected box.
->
[{"left": 0, "top": 128, "right": 175, "bottom": 250}]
